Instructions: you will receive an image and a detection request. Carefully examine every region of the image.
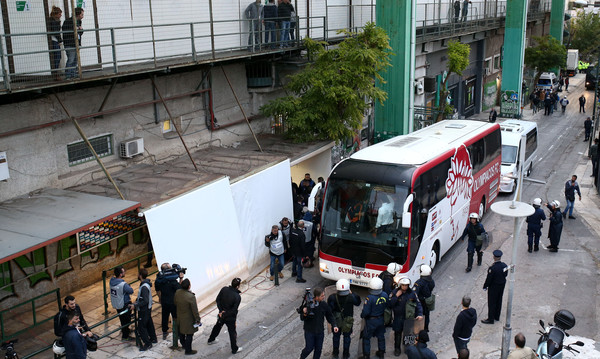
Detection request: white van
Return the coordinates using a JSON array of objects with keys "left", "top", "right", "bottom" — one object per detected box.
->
[
  {"left": 536, "top": 72, "right": 559, "bottom": 92},
  {"left": 499, "top": 120, "right": 538, "bottom": 193}
]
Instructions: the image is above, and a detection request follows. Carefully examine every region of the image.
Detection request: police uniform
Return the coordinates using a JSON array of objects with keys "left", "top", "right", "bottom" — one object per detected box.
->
[
  {"left": 482, "top": 250, "right": 508, "bottom": 324},
  {"left": 526, "top": 206, "right": 546, "bottom": 252},
  {"left": 360, "top": 290, "right": 388, "bottom": 358}
]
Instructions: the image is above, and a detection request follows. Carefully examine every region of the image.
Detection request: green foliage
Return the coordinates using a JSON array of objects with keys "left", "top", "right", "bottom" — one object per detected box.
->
[
  {"left": 570, "top": 11, "right": 600, "bottom": 62},
  {"left": 260, "top": 22, "right": 392, "bottom": 142},
  {"left": 436, "top": 40, "right": 470, "bottom": 122},
  {"left": 524, "top": 36, "right": 567, "bottom": 77}
]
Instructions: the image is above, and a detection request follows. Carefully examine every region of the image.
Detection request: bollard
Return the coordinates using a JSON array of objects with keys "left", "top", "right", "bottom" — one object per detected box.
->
[{"left": 274, "top": 258, "right": 280, "bottom": 286}]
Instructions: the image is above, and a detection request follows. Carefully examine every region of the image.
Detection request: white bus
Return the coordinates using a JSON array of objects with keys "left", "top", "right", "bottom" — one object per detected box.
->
[{"left": 318, "top": 120, "right": 502, "bottom": 285}]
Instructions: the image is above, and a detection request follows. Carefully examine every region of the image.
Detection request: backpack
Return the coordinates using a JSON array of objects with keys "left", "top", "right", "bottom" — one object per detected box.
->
[{"left": 53, "top": 311, "right": 65, "bottom": 336}]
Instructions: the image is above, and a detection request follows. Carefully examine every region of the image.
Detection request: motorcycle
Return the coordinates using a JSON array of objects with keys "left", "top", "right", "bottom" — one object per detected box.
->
[{"left": 536, "top": 309, "right": 584, "bottom": 359}]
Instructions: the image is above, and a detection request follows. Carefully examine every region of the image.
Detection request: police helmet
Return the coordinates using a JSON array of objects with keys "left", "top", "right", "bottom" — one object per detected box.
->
[
  {"left": 368, "top": 277, "right": 383, "bottom": 295},
  {"left": 387, "top": 262, "right": 402, "bottom": 275},
  {"left": 420, "top": 264, "right": 432, "bottom": 277},
  {"left": 532, "top": 198, "right": 542, "bottom": 207},
  {"left": 469, "top": 213, "right": 479, "bottom": 220},
  {"left": 53, "top": 340, "right": 65, "bottom": 355},
  {"left": 398, "top": 277, "right": 411, "bottom": 286},
  {"left": 552, "top": 200, "right": 561, "bottom": 208},
  {"left": 336, "top": 279, "right": 350, "bottom": 296}
]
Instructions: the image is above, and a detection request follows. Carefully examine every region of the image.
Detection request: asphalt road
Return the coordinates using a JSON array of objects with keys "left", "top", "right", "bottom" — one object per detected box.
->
[{"left": 133, "top": 74, "right": 600, "bottom": 359}]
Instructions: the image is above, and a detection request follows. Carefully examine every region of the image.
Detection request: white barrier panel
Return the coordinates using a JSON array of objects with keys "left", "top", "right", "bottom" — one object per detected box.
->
[
  {"left": 231, "top": 160, "right": 294, "bottom": 276},
  {"left": 143, "top": 177, "right": 248, "bottom": 299}
]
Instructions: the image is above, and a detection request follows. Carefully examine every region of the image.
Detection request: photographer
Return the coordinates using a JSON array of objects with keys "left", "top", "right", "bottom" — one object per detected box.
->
[
  {"left": 299, "top": 287, "right": 338, "bottom": 359},
  {"left": 155, "top": 263, "right": 183, "bottom": 342}
]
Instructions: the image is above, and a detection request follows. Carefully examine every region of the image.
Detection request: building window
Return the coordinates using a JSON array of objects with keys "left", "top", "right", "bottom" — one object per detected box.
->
[
  {"left": 67, "top": 134, "right": 113, "bottom": 166},
  {"left": 493, "top": 55, "right": 501, "bottom": 72},
  {"left": 484, "top": 57, "right": 492, "bottom": 76}
]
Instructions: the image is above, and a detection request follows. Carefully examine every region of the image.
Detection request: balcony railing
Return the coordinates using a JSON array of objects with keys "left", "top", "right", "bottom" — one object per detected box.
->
[{"left": 0, "top": 0, "right": 551, "bottom": 94}]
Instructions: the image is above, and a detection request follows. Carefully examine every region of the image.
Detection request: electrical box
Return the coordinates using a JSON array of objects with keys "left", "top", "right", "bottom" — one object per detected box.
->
[
  {"left": 119, "top": 138, "right": 144, "bottom": 158},
  {"left": 0, "top": 152, "right": 9, "bottom": 181}
]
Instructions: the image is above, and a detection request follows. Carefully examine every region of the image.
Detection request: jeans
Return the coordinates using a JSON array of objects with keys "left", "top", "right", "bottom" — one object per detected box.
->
[
  {"left": 279, "top": 21, "right": 290, "bottom": 47},
  {"left": 332, "top": 330, "right": 352, "bottom": 357},
  {"left": 264, "top": 21, "right": 276, "bottom": 47},
  {"left": 51, "top": 41, "right": 61, "bottom": 72},
  {"left": 563, "top": 198, "right": 575, "bottom": 217},
  {"left": 65, "top": 48, "right": 78, "bottom": 79},
  {"left": 453, "top": 336, "right": 469, "bottom": 354},
  {"left": 292, "top": 256, "right": 303, "bottom": 279},
  {"left": 300, "top": 331, "right": 325, "bottom": 359},
  {"left": 247, "top": 19, "right": 261, "bottom": 49},
  {"left": 269, "top": 253, "right": 284, "bottom": 276}
]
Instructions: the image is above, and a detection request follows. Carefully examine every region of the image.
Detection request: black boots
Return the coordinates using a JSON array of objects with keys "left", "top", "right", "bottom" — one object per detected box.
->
[
  {"left": 477, "top": 251, "right": 483, "bottom": 266},
  {"left": 466, "top": 252, "right": 474, "bottom": 272},
  {"left": 528, "top": 245, "right": 533, "bottom": 253}
]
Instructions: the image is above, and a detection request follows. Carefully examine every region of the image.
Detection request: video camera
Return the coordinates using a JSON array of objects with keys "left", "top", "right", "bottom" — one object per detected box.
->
[
  {"left": 1, "top": 339, "right": 18, "bottom": 359},
  {"left": 296, "top": 288, "right": 316, "bottom": 318},
  {"left": 158, "top": 263, "right": 187, "bottom": 281}
]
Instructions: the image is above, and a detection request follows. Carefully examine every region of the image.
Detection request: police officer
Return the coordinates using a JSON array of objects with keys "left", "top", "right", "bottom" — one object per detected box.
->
[
  {"left": 459, "top": 213, "right": 487, "bottom": 272},
  {"left": 546, "top": 200, "right": 563, "bottom": 252},
  {"left": 327, "top": 279, "right": 361, "bottom": 359},
  {"left": 389, "top": 277, "right": 423, "bottom": 356},
  {"left": 379, "top": 262, "right": 401, "bottom": 295},
  {"left": 361, "top": 277, "right": 388, "bottom": 359},
  {"left": 481, "top": 250, "right": 508, "bottom": 324},
  {"left": 413, "top": 265, "right": 435, "bottom": 332},
  {"left": 526, "top": 198, "right": 546, "bottom": 253}
]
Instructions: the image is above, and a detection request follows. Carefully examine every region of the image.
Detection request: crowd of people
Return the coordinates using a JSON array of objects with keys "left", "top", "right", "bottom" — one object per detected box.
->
[{"left": 245, "top": 0, "right": 297, "bottom": 50}]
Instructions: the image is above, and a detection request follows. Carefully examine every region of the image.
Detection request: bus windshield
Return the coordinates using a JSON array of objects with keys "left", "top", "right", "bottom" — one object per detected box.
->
[
  {"left": 502, "top": 145, "right": 518, "bottom": 164},
  {"left": 321, "top": 178, "right": 410, "bottom": 266}
]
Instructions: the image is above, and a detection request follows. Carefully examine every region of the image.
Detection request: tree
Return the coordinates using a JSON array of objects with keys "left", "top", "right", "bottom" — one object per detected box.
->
[
  {"left": 436, "top": 40, "right": 470, "bottom": 122},
  {"left": 260, "top": 22, "right": 392, "bottom": 142},
  {"left": 570, "top": 11, "right": 600, "bottom": 62},
  {"left": 524, "top": 35, "right": 567, "bottom": 84}
]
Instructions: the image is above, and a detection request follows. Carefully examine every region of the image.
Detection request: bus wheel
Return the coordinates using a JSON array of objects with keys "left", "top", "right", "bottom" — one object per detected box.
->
[
  {"left": 478, "top": 197, "right": 486, "bottom": 220},
  {"left": 429, "top": 243, "right": 440, "bottom": 269}
]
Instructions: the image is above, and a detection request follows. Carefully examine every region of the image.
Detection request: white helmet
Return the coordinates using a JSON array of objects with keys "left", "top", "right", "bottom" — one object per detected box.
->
[
  {"left": 369, "top": 277, "right": 383, "bottom": 295},
  {"left": 469, "top": 213, "right": 479, "bottom": 220},
  {"left": 532, "top": 198, "right": 542, "bottom": 207},
  {"left": 336, "top": 279, "right": 350, "bottom": 296},
  {"left": 53, "top": 340, "right": 65, "bottom": 355},
  {"left": 387, "top": 262, "right": 402, "bottom": 275},
  {"left": 397, "top": 276, "right": 411, "bottom": 286},
  {"left": 420, "top": 264, "right": 432, "bottom": 276},
  {"left": 552, "top": 200, "right": 561, "bottom": 208}
]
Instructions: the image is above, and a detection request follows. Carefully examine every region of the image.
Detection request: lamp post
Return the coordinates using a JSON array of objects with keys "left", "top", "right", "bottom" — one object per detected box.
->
[{"left": 491, "top": 134, "right": 535, "bottom": 359}]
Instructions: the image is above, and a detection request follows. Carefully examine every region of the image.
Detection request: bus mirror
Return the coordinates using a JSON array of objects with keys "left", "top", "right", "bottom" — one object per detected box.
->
[{"left": 402, "top": 193, "right": 414, "bottom": 228}]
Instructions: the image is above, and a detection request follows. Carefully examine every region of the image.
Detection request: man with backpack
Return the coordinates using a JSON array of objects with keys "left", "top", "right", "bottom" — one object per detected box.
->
[
  {"left": 327, "top": 279, "right": 361, "bottom": 359},
  {"left": 109, "top": 266, "right": 134, "bottom": 340}
]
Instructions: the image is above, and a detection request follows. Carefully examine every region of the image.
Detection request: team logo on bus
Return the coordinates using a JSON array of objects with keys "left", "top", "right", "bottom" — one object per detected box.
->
[{"left": 445, "top": 144, "right": 473, "bottom": 206}]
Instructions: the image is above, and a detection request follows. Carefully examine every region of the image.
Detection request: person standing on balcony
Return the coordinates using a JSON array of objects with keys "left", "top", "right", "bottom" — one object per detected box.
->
[
  {"left": 461, "top": 0, "right": 471, "bottom": 22},
  {"left": 62, "top": 7, "right": 84, "bottom": 79},
  {"left": 263, "top": 0, "right": 278, "bottom": 49},
  {"left": 47, "top": 6, "right": 63, "bottom": 80},
  {"left": 278, "top": 0, "right": 294, "bottom": 48},
  {"left": 245, "top": 0, "right": 263, "bottom": 51},
  {"left": 453, "top": 0, "right": 461, "bottom": 22}
]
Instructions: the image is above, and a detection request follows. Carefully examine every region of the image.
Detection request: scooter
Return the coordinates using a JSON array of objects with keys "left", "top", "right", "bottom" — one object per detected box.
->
[{"left": 536, "top": 309, "right": 584, "bottom": 359}]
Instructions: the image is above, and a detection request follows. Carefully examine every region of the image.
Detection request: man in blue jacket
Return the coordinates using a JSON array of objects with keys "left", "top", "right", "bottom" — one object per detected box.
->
[
  {"left": 62, "top": 312, "right": 87, "bottom": 359},
  {"left": 563, "top": 175, "right": 581, "bottom": 219},
  {"left": 389, "top": 277, "right": 423, "bottom": 356},
  {"left": 361, "top": 277, "right": 387, "bottom": 359},
  {"left": 299, "top": 287, "right": 338, "bottom": 359},
  {"left": 405, "top": 330, "right": 437, "bottom": 359},
  {"left": 526, "top": 198, "right": 546, "bottom": 253},
  {"left": 452, "top": 296, "right": 477, "bottom": 355}
]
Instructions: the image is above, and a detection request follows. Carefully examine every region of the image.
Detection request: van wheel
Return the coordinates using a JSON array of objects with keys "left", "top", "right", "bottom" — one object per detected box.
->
[
  {"left": 429, "top": 243, "right": 440, "bottom": 269},
  {"left": 478, "top": 197, "right": 486, "bottom": 220}
]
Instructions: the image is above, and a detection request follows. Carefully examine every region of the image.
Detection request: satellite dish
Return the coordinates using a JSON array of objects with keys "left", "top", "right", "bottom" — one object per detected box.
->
[{"left": 573, "top": 0, "right": 588, "bottom": 6}]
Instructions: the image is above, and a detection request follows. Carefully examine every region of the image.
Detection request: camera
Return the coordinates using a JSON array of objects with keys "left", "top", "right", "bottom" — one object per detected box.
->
[
  {"left": 158, "top": 263, "right": 187, "bottom": 281},
  {"left": 296, "top": 288, "right": 316, "bottom": 318},
  {"left": 1, "top": 339, "right": 18, "bottom": 359},
  {"left": 172, "top": 263, "right": 187, "bottom": 275}
]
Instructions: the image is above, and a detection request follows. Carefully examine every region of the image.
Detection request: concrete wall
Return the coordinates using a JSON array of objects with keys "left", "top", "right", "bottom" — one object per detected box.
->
[{"left": 0, "top": 63, "right": 277, "bottom": 202}]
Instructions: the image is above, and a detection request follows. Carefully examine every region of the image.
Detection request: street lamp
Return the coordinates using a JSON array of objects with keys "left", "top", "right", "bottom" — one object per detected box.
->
[{"left": 490, "top": 134, "right": 535, "bottom": 359}]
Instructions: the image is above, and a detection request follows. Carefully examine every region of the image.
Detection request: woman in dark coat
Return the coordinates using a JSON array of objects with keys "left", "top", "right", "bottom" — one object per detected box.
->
[
  {"left": 174, "top": 279, "right": 201, "bottom": 355},
  {"left": 546, "top": 200, "right": 563, "bottom": 252}
]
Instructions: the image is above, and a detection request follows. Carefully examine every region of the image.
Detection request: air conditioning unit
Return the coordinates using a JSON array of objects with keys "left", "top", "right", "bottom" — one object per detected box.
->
[{"left": 119, "top": 138, "right": 144, "bottom": 158}]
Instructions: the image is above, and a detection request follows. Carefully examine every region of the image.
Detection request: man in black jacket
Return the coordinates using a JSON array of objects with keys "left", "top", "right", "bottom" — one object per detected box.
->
[
  {"left": 289, "top": 221, "right": 308, "bottom": 283},
  {"left": 57, "top": 295, "right": 93, "bottom": 338},
  {"left": 61, "top": 7, "right": 84, "bottom": 79},
  {"left": 208, "top": 278, "right": 243, "bottom": 354},
  {"left": 155, "top": 263, "right": 182, "bottom": 342},
  {"left": 327, "top": 279, "right": 360, "bottom": 359},
  {"left": 452, "top": 296, "right": 477, "bottom": 355},
  {"left": 300, "top": 287, "right": 338, "bottom": 359},
  {"left": 481, "top": 250, "right": 508, "bottom": 324}
]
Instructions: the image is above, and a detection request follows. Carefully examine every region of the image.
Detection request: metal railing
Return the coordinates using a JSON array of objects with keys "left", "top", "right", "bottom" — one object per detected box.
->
[
  {"left": 101, "top": 251, "right": 157, "bottom": 316},
  {"left": 0, "top": 288, "right": 61, "bottom": 343}
]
